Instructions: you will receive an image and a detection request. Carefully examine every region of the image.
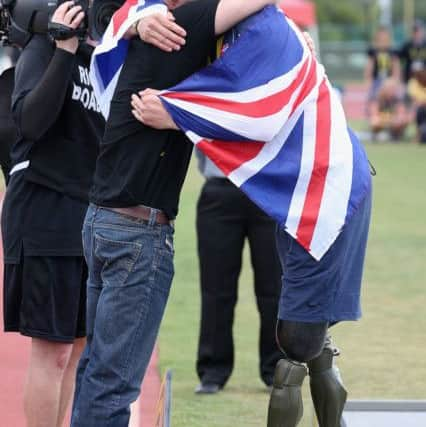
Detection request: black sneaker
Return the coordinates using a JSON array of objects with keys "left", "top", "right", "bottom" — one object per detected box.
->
[{"left": 194, "top": 383, "right": 222, "bottom": 394}]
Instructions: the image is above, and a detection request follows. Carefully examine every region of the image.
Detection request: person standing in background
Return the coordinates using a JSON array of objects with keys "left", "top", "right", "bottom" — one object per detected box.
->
[
  {"left": 365, "top": 26, "right": 400, "bottom": 105},
  {"left": 195, "top": 151, "right": 282, "bottom": 394},
  {"left": 398, "top": 20, "right": 426, "bottom": 84}
]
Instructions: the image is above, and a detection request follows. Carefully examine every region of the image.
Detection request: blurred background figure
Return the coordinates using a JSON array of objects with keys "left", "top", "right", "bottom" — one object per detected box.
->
[
  {"left": 195, "top": 151, "right": 282, "bottom": 394},
  {"left": 369, "top": 78, "right": 410, "bottom": 140},
  {"left": 398, "top": 20, "right": 426, "bottom": 84},
  {"left": 365, "top": 26, "right": 400, "bottom": 107},
  {"left": 407, "top": 62, "right": 426, "bottom": 143},
  {"left": 0, "top": 46, "right": 20, "bottom": 185}
]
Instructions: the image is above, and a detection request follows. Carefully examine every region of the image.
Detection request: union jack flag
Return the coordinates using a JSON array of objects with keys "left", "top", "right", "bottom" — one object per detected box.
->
[
  {"left": 90, "top": 2, "right": 371, "bottom": 260},
  {"left": 90, "top": 0, "right": 167, "bottom": 118},
  {"left": 159, "top": 6, "right": 371, "bottom": 260}
]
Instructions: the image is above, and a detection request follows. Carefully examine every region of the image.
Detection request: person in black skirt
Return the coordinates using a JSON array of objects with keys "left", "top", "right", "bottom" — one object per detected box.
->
[{"left": 1, "top": 2, "right": 104, "bottom": 425}]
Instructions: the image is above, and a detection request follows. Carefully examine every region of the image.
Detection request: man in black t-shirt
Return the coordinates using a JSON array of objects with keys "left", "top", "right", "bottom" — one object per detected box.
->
[
  {"left": 2, "top": 3, "right": 105, "bottom": 427},
  {"left": 70, "top": 1, "right": 278, "bottom": 425},
  {"left": 399, "top": 20, "right": 426, "bottom": 83},
  {"left": 364, "top": 27, "right": 399, "bottom": 102}
]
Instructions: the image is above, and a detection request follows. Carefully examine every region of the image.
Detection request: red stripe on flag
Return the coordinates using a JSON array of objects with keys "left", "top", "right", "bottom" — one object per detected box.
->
[
  {"left": 112, "top": 0, "right": 138, "bottom": 36},
  {"left": 290, "top": 58, "right": 317, "bottom": 115},
  {"left": 197, "top": 139, "right": 265, "bottom": 176},
  {"left": 163, "top": 59, "right": 310, "bottom": 118},
  {"left": 296, "top": 79, "right": 332, "bottom": 251}
]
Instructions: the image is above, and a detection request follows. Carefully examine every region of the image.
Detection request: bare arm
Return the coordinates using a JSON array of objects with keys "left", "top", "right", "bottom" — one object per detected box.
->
[{"left": 215, "top": 0, "right": 277, "bottom": 35}]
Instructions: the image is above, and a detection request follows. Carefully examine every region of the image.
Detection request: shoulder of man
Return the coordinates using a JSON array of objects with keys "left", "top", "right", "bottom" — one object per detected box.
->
[{"left": 173, "top": 0, "right": 220, "bottom": 27}]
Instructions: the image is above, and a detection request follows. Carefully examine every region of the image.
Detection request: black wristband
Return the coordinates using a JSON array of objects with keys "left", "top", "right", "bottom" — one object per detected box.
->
[{"left": 48, "top": 22, "right": 84, "bottom": 41}]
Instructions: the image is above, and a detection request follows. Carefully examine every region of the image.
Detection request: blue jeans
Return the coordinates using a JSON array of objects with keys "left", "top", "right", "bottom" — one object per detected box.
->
[{"left": 71, "top": 204, "right": 174, "bottom": 427}]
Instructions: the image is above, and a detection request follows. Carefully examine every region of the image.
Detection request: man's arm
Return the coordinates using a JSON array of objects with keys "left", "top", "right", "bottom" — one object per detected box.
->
[
  {"left": 130, "top": 29, "right": 317, "bottom": 130},
  {"left": 214, "top": 0, "right": 277, "bottom": 35},
  {"left": 126, "top": 0, "right": 278, "bottom": 51}
]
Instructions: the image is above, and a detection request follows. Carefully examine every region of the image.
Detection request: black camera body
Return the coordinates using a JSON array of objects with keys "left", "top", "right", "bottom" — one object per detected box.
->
[{"left": 0, "top": 0, "right": 124, "bottom": 47}]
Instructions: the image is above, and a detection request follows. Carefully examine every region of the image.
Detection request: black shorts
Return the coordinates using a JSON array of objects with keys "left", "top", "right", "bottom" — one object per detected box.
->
[{"left": 3, "top": 254, "right": 87, "bottom": 343}]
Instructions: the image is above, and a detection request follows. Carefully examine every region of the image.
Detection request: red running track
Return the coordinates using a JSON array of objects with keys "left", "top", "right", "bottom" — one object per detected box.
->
[
  {"left": 342, "top": 83, "right": 368, "bottom": 121},
  {"left": 0, "top": 214, "right": 161, "bottom": 426}
]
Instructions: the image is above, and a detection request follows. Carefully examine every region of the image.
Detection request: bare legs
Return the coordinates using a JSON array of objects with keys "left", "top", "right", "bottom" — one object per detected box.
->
[{"left": 24, "top": 337, "right": 86, "bottom": 427}]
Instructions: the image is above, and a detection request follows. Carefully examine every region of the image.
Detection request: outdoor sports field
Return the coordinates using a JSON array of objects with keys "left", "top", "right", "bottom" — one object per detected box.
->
[
  {"left": 159, "top": 142, "right": 426, "bottom": 426},
  {"left": 0, "top": 142, "right": 424, "bottom": 426}
]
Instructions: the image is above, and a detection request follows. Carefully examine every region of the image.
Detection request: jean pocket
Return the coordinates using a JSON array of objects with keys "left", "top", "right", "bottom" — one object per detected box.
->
[{"left": 94, "top": 233, "right": 143, "bottom": 288}]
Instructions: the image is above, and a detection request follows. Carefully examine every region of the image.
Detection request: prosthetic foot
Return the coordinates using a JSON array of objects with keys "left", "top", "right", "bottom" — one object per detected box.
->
[
  {"left": 307, "top": 343, "right": 347, "bottom": 427},
  {"left": 267, "top": 359, "right": 307, "bottom": 427}
]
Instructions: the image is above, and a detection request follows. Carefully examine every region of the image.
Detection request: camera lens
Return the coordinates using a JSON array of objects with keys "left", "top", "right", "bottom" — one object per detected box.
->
[{"left": 89, "top": 0, "right": 124, "bottom": 41}]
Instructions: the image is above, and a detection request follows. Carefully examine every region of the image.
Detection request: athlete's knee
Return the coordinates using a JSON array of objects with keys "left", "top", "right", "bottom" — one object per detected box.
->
[
  {"left": 32, "top": 338, "right": 73, "bottom": 372},
  {"left": 50, "top": 344, "right": 74, "bottom": 372},
  {"left": 276, "top": 320, "right": 328, "bottom": 363}
]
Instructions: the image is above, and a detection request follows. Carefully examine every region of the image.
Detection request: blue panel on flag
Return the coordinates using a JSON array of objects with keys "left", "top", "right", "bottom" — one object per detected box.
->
[
  {"left": 169, "top": 6, "right": 304, "bottom": 94},
  {"left": 344, "top": 129, "right": 372, "bottom": 225},
  {"left": 240, "top": 113, "right": 305, "bottom": 225},
  {"left": 96, "top": 39, "right": 129, "bottom": 89}
]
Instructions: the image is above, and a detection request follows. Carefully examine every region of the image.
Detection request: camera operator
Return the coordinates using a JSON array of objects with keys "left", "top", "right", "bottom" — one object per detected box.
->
[
  {"left": 1, "top": 2, "right": 104, "bottom": 425},
  {"left": 0, "top": 47, "right": 19, "bottom": 184}
]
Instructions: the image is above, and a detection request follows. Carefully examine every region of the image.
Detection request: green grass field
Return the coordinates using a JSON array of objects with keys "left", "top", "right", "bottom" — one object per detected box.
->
[{"left": 159, "top": 142, "right": 426, "bottom": 426}]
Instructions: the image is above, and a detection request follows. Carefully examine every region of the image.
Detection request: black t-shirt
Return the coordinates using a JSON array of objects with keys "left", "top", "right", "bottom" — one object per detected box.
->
[
  {"left": 90, "top": 0, "right": 219, "bottom": 219},
  {"left": 2, "top": 36, "right": 104, "bottom": 261},
  {"left": 0, "top": 68, "right": 16, "bottom": 179},
  {"left": 367, "top": 47, "right": 397, "bottom": 80},
  {"left": 398, "top": 41, "right": 426, "bottom": 82},
  {"left": 12, "top": 37, "right": 104, "bottom": 201}
]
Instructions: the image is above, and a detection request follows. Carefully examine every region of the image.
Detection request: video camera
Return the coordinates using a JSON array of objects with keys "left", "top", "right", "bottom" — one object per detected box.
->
[{"left": 0, "top": 0, "right": 124, "bottom": 47}]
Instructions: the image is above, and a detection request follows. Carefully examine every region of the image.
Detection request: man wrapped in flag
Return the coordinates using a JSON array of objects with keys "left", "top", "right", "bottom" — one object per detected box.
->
[
  {"left": 131, "top": 5, "right": 372, "bottom": 427},
  {"left": 71, "top": 0, "right": 282, "bottom": 426}
]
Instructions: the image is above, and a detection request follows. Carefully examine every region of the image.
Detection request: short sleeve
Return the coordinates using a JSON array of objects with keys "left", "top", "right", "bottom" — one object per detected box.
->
[{"left": 12, "top": 35, "right": 53, "bottom": 119}]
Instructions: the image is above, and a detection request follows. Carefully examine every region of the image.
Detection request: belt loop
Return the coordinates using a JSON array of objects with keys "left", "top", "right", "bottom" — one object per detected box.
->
[
  {"left": 91, "top": 204, "right": 98, "bottom": 223},
  {"left": 148, "top": 208, "right": 157, "bottom": 226}
]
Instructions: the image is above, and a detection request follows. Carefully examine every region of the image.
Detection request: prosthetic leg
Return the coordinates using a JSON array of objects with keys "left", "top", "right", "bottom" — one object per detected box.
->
[
  {"left": 267, "top": 339, "right": 347, "bottom": 427},
  {"left": 267, "top": 359, "right": 307, "bottom": 427},
  {"left": 307, "top": 342, "right": 347, "bottom": 427}
]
